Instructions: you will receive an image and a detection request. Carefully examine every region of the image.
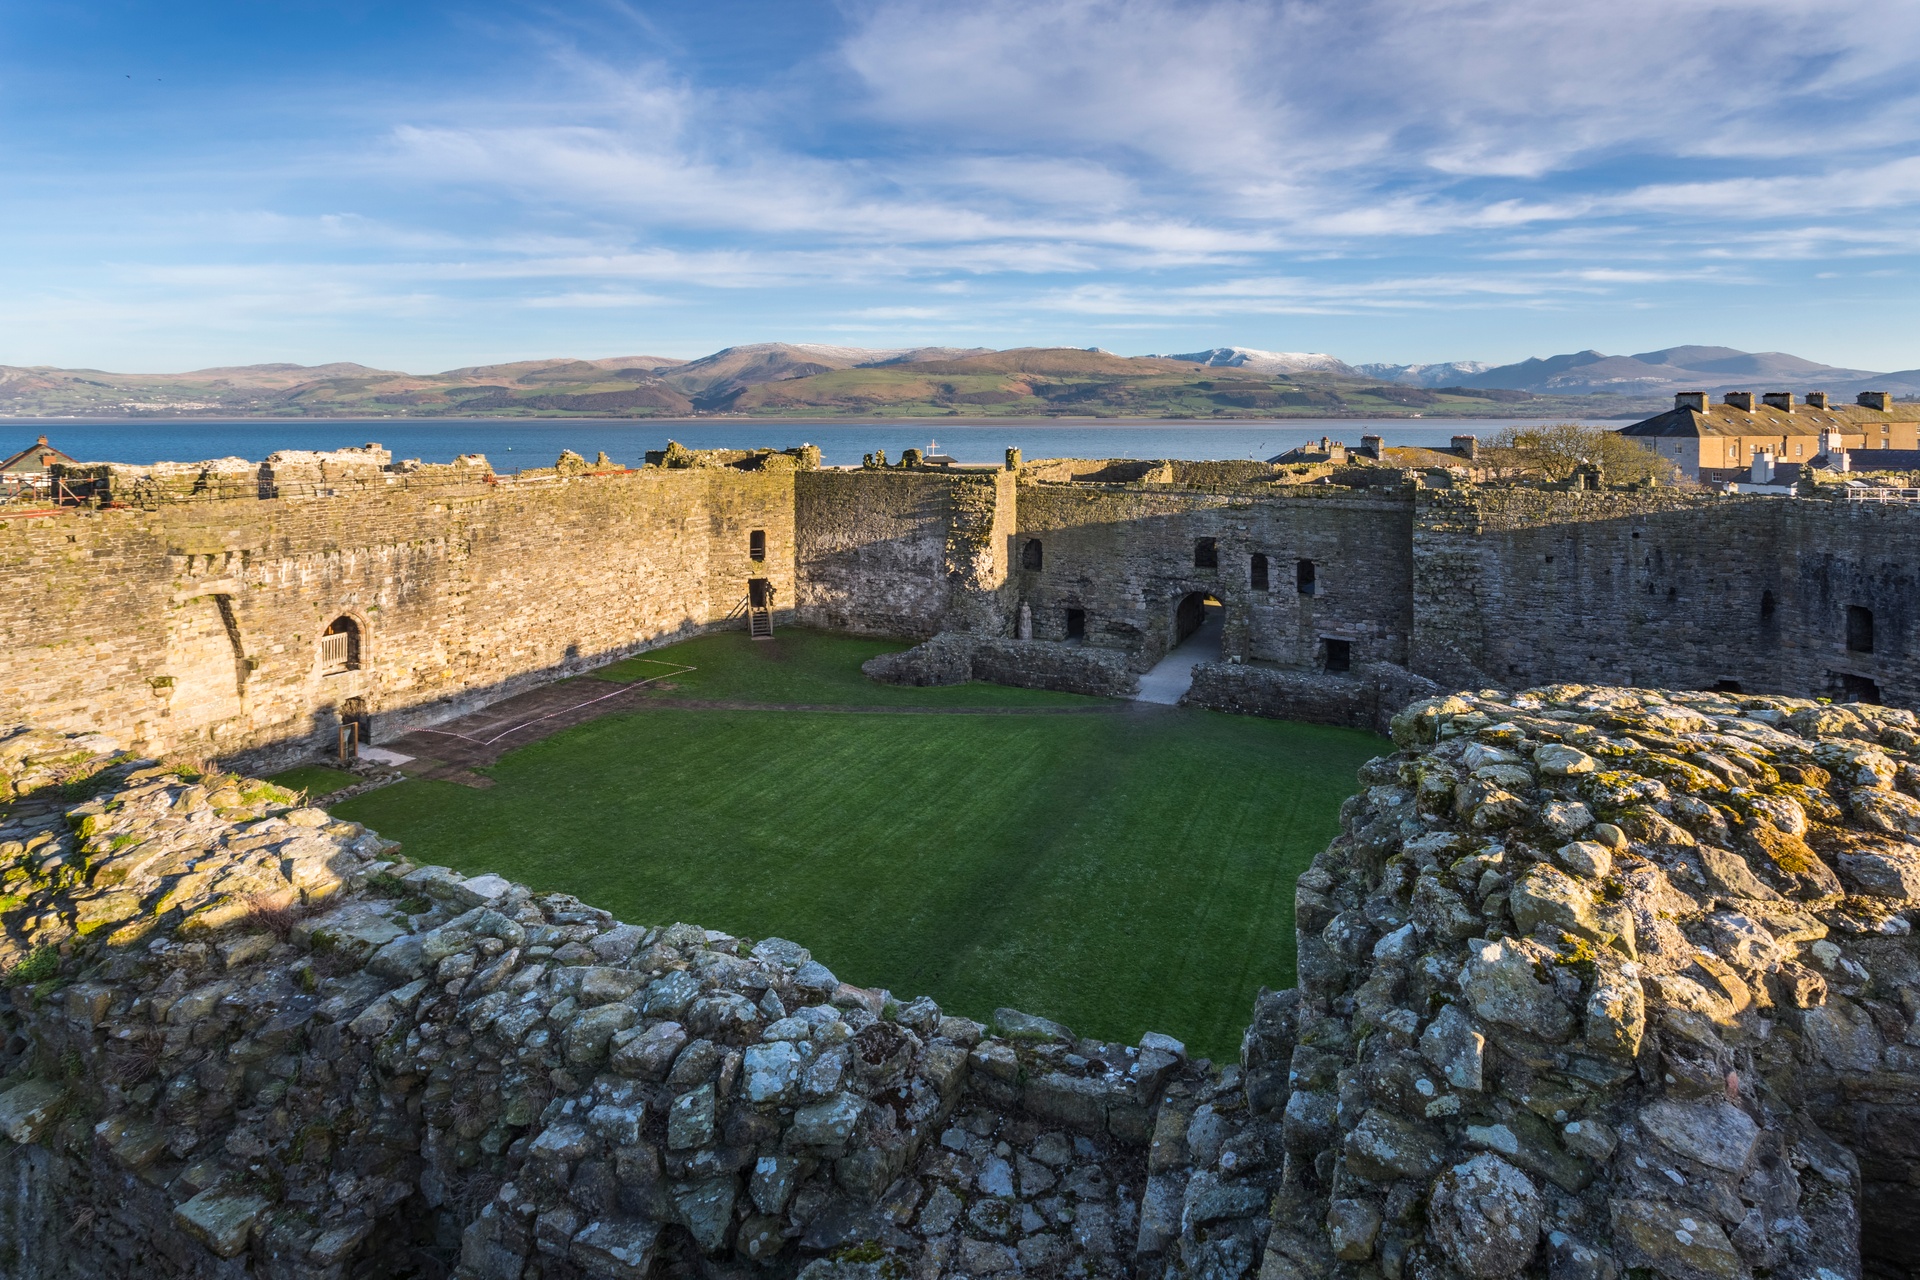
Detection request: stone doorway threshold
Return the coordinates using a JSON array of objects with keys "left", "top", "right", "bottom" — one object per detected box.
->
[{"left": 1133, "top": 607, "right": 1223, "bottom": 705}]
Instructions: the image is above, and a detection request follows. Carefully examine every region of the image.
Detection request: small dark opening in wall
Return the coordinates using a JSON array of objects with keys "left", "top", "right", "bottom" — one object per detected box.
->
[
  {"left": 1022, "top": 538, "right": 1043, "bottom": 571},
  {"left": 1323, "top": 638, "right": 1351, "bottom": 672},
  {"left": 749, "top": 528, "right": 766, "bottom": 561},
  {"left": 1065, "top": 608, "right": 1086, "bottom": 640},
  {"left": 1760, "top": 590, "right": 1776, "bottom": 623},
  {"left": 1846, "top": 605, "right": 1874, "bottom": 653},
  {"left": 1839, "top": 673, "right": 1881, "bottom": 704},
  {"left": 1194, "top": 538, "right": 1218, "bottom": 569},
  {"left": 1544, "top": 555, "right": 1554, "bottom": 563},
  {"left": 1710, "top": 680, "right": 1743, "bottom": 694},
  {"left": 341, "top": 695, "right": 372, "bottom": 745},
  {"left": 1296, "top": 559, "right": 1317, "bottom": 596},
  {"left": 1250, "top": 553, "right": 1269, "bottom": 591}
]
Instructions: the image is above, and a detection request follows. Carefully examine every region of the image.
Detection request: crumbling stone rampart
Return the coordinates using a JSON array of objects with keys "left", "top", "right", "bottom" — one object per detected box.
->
[{"left": 5, "top": 678, "right": 1919, "bottom": 1280}]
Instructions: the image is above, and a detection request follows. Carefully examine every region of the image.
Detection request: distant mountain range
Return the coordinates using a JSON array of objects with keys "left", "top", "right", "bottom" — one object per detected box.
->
[
  {"left": 0, "top": 341, "right": 1910, "bottom": 423},
  {"left": 1377, "top": 345, "right": 1920, "bottom": 398}
]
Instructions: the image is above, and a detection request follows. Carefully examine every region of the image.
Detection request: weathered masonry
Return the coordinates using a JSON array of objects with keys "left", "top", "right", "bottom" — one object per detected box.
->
[{"left": 5, "top": 449, "right": 1918, "bottom": 765}]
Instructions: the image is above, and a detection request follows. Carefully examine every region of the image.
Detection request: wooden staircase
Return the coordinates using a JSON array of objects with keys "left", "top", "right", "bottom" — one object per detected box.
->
[{"left": 745, "top": 577, "right": 775, "bottom": 640}]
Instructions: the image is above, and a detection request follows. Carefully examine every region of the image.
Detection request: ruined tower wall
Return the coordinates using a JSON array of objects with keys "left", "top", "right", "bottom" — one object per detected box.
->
[
  {"left": 1409, "top": 490, "right": 1920, "bottom": 705},
  {"left": 0, "top": 469, "right": 797, "bottom": 763},
  {"left": 1007, "top": 484, "right": 1417, "bottom": 670},
  {"left": 792, "top": 471, "right": 989, "bottom": 639}
]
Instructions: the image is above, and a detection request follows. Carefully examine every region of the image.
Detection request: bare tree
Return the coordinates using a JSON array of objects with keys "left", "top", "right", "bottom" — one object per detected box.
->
[{"left": 1481, "top": 423, "right": 1680, "bottom": 486}]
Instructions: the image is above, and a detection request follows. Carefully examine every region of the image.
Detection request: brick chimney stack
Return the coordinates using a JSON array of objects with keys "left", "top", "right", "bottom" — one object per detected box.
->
[
  {"left": 1806, "top": 392, "right": 1830, "bottom": 409},
  {"left": 1763, "top": 392, "right": 1795, "bottom": 412},
  {"left": 1858, "top": 391, "right": 1893, "bottom": 411},
  {"left": 1675, "top": 391, "right": 1708, "bottom": 412},
  {"left": 1724, "top": 391, "right": 1756, "bottom": 411}
]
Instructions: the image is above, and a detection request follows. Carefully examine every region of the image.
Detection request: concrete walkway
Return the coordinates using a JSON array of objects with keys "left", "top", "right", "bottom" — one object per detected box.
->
[{"left": 1132, "top": 606, "right": 1222, "bottom": 704}]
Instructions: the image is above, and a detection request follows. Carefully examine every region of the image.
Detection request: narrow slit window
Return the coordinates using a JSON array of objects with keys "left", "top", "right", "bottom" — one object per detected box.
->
[
  {"left": 749, "top": 529, "right": 766, "bottom": 561},
  {"left": 1250, "top": 553, "right": 1269, "bottom": 591},
  {"left": 1193, "top": 538, "right": 1218, "bottom": 569},
  {"left": 1296, "top": 559, "right": 1317, "bottom": 596},
  {"left": 1760, "top": 590, "right": 1776, "bottom": 623},
  {"left": 1022, "top": 538, "right": 1043, "bottom": 571}
]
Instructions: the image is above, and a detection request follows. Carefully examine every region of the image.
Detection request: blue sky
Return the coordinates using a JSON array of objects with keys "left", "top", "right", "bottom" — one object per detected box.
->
[{"left": 5, "top": 0, "right": 1920, "bottom": 372}]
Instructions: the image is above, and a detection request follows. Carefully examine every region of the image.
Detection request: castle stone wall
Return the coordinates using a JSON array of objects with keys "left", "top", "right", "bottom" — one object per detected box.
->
[
  {"left": 1007, "top": 484, "right": 1416, "bottom": 672},
  {"left": 793, "top": 471, "right": 983, "bottom": 639},
  {"left": 1409, "top": 490, "right": 1920, "bottom": 706},
  {"left": 0, "top": 470, "right": 796, "bottom": 765}
]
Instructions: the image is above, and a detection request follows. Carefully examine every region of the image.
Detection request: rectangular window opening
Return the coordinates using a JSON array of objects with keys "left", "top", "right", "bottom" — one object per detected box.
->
[
  {"left": 1065, "top": 608, "right": 1086, "bottom": 640},
  {"left": 1846, "top": 605, "right": 1874, "bottom": 653},
  {"left": 1193, "top": 538, "right": 1218, "bottom": 569},
  {"left": 749, "top": 529, "right": 767, "bottom": 561},
  {"left": 1250, "top": 553, "right": 1270, "bottom": 591},
  {"left": 1323, "top": 638, "right": 1350, "bottom": 672},
  {"left": 1839, "top": 673, "right": 1881, "bottom": 704},
  {"left": 1296, "top": 559, "right": 1317, "bottom": 596}
]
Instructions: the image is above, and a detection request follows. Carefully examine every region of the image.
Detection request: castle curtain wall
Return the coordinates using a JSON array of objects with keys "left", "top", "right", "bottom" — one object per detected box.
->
[
  {"left": 0, "top": 468, "right": 796, "bottom": 762},
  {"left": 6, "top": 464, "right": 1916, "bottom": 766}
]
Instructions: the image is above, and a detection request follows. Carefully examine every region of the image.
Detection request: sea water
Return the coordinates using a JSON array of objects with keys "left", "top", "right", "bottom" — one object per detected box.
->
[{"left": 3, "top": 417, "right": 1624, "bottom": 470}]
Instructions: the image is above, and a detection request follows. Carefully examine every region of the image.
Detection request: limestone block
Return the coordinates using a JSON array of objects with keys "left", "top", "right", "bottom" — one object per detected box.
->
[
  {"left": 743, "top": 1041, "right": 803, "bottom": 1104},
  {"left": 1610, "top": 1198, "right": 1743, "bottom": 1280},
  {"left": 1419, "top": 1003, "right": 1485, "bottom": 1090},
  {"left": 1459, "top": 938, "right": 1575, "bottom": 1043},
  {"left": 173, "top": 1189, "right": 270, "bottom": 1258},
  {"left": 571, "top": 1218, "right": 660, "bottom": 1278},
  {"left": 1839, "top": 847, "right": 1920, "bottom": 899},
  {"left": 1638, "top": 1100, "right": 1760, "bottom": 1174},
  {"left": 0, "top": 1080, "right": 66, "bottom": 1144},
  {"left": 667, "top": 1084, "right": 716, "bottom": 1150},
  {"left": 790, "top": 1091, "right": 864, "bottom": 1149},
  {"left": 1427, "top": 1155, "right": 1542, "bottom": 1279}
]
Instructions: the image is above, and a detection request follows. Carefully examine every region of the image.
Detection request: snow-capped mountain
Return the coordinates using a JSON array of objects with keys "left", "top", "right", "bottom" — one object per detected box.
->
[
  {"left": 1156, "top": 347, "right": 1357, "bottom": 375},
  {"left": 1355, "top": 361, "right": 1497, "bottom": 386}
]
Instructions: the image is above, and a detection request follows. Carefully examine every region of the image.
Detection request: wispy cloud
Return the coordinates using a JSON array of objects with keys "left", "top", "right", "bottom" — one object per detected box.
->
[{"left": 4, "top": 0, "right": 1920, "bottom": 368}]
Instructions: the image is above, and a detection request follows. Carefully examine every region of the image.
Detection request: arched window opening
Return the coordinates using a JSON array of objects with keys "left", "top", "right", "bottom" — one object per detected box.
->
[
  {"left": 749, "top": 529, "right": 767, "bottom": 561},
  {"left": 1022, "top": 538, "right": 1043, "bottom": 571},
  {"left": 320, "top": 616, "right": 361, "bottom": 674},
  {"left": 1846, "top": 605, "right": 1874, "bottom": 653},
  {"left": 1193, "top": 538, "right": 1218, "bottom": 569},
  {"left": 1297, "top": 559, "right": 1317, "bottom": 596},
  {"left": 1250, "top": 553, "right": 1270, "bottom": 591}
]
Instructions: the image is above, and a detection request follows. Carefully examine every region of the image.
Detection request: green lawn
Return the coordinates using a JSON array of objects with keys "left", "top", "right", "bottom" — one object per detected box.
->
[
  {"left": 593, "top": 630, "right": 1093, "bottom": 708},
  {"left": 266, "top": 765, "right": 361, "bottom": 802},
  {"left": 335, "top": 631, "right": 1382, "bottom": 1059}
]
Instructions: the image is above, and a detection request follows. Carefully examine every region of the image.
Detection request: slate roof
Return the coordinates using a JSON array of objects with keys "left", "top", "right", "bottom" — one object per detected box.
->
[
  {"left": 1620, "top": 400, "right": 1912, "bottom": 440},
  {"left": 0, "top": 437, "right": 79, "bottom": 474}
]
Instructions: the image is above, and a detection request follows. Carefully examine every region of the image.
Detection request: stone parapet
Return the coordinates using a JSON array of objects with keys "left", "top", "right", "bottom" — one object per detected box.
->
[{"left": 861, "top": 635, "right": 1140, "bottom": 699}]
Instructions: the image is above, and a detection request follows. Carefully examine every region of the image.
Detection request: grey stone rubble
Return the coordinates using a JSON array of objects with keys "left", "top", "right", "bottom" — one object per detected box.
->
[{"left": 2, "top": 682, "right": 1919, "bottom": 1279}]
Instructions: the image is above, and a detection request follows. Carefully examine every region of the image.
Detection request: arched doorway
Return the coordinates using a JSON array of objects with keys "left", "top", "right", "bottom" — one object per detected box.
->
[{"left": 1174, "top": 591, "right": 1221, "bottom": 647}]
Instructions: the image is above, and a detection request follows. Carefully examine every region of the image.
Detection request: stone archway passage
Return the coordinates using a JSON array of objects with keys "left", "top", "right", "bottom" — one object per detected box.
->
[{"left": 1138, "top": 593, "right": 1223, "bottom": 704}]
